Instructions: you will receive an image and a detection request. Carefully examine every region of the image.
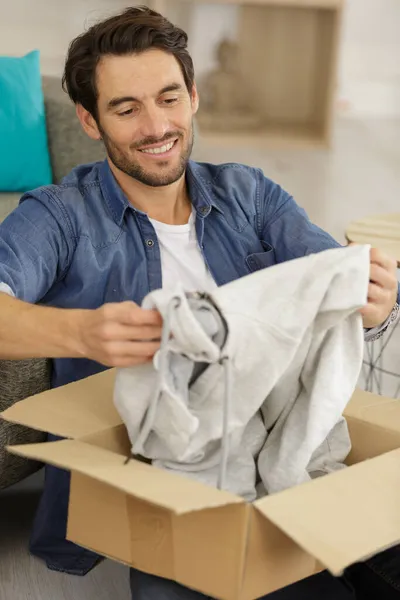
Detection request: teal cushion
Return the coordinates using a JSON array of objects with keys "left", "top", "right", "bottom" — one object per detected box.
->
[{"left": 0, "top": 50, "right": 52, "bottom": 191}]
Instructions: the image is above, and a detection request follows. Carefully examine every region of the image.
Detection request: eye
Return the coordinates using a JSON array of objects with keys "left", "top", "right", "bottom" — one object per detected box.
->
[
  {"left": 117, "top": 108, "right": 134, "bottom": 117},
  {"left": 163, "top": 97, "right": 178, "bottom": 105}
]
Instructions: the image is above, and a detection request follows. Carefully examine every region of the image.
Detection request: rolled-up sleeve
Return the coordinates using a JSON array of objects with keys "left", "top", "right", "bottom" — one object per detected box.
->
[
  {"left": 0, "top": 189, "right": 76, "bottom": 303},
  {"left": 256, "top": 170, "right": 400, "bottom": 340},
  {"left": 256, "top": 170, "right": 341, "bottom": 263}
]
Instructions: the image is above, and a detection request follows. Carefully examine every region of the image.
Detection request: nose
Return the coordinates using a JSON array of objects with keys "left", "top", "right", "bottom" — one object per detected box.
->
[{"left": 138, "top": 103, "right": 170, "bottom": 142}]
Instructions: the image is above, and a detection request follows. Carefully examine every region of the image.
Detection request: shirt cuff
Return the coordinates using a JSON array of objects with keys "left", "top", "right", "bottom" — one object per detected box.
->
[
  {"left": 0, "top": 282, "right": 15, "bottom": 297},
  {"left": 364, "top": 302, "right": 400, "bottom": 342}
]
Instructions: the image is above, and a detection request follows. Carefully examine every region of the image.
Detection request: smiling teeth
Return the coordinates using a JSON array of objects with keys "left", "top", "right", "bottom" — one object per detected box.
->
[{"left": 140, "top": 141, "right": 174, "bottom": 154}]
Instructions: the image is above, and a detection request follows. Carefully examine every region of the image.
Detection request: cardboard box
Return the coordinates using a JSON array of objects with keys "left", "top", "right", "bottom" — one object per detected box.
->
[{"left": 3, "top": 369, "right": 400, "bottom": 600}]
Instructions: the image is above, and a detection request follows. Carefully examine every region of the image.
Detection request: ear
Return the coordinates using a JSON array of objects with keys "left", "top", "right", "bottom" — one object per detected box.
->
[
  {"left": 190, "top": 82, "right": 199, "bottom": 116},
  {"left": 75, "top": 104, "right": 102, "bottom": 141}
]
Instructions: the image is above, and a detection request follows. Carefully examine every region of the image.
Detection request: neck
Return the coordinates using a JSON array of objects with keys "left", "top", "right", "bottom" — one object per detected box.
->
[{"left": 108, "top": 159, "right": 191, "bottom": 225}]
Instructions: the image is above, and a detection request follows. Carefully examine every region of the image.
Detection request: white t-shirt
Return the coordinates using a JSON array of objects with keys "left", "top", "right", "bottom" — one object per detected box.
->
[{"left": 149, "top": 211, "right": 217, "bottom": 293}]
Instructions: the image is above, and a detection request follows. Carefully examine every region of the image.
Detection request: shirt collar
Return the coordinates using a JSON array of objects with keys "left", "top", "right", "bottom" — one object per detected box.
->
[
  {"left": 98, "top": 160, "right": 130, "bottom": 226},
  {"left": 98, "top": 158, "right": 223, "bottom": 227},
  {"left": 186, "top": 160, "right": 224, "bottom": 218}
]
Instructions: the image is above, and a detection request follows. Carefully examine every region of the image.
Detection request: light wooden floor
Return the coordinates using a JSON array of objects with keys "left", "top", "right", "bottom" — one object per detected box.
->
[
  {"left": 0, "top": 470, "right": 131, "bottom": 600},
  {"left": 1, "top": 116, "right": 400, "bottom": 599}
]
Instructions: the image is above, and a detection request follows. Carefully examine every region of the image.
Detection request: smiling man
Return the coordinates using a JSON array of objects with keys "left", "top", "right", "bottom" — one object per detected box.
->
[
  {"left": 72, "top": 41, "right": 199, "bottom": 226},
  {"left": 0, "top": 6, "right": 399, "bottom": 600}
]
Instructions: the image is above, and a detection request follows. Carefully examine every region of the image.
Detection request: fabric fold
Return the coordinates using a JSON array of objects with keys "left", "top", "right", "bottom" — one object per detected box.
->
[{"left": 114, "top": 245, "right": 370, "bottom": 500}]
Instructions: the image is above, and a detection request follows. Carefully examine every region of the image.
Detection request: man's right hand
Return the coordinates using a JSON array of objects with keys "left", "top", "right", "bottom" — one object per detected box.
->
[{"left": 77, "top": 301, "right": 163, "bottom": 368}]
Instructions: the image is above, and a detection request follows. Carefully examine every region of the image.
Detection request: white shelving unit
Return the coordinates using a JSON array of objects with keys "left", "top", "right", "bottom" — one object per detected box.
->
[{"left": 149, "top": 0, "right": 344, "bottom": 147}]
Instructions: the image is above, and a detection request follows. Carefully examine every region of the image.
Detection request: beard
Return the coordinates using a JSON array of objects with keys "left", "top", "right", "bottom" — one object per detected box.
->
[{"left": 98, "top": 123, "right": 194, "bottom": 188}]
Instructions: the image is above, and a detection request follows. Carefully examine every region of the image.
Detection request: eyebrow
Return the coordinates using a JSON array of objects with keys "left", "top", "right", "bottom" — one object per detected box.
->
[{"left": 106, "top": 83, "right": 183, "bottom": 111}]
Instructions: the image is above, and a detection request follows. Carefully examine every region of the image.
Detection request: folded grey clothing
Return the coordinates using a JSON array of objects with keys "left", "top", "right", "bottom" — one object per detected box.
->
[
  {"left": 155, "top": 413, "right": 267, "bottom": 501},
  {"left": 115, "top": 292, "right": 229, "bottom": 462},
  {"left": 114, "top": 245, "right": 370, "bottom": 500}
]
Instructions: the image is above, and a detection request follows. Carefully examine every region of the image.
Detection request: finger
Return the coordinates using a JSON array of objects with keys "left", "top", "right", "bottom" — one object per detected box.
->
[
  {"left": 104, "top": 302, "right": 163, "bottom": 327},
  {"left": 366, "top": 282, "right": 388, "bottom": 304},
  {"left": 121, "top": 303, "right": 163, "bottom": 327},
  {"left": 107, "top": 355, "right": 155, "bottom": 368},
  {"left": 359, "top": 305, "right": 382, "bottom": 330},
  {"left": 134, "top": 309, "right": 163, "bottom": 327},
  {"left": 101, "top": 323, "right": 162, "bottom": 342},
  {"left": 359, "top": 303, "right": 381, "bottom": 321},
  {"left": 369, "top": 264, "right": 397, "bottom": 289},
  {"left": 370, "top": 247, "right": 397, "bottom": 272},
  {"left": 106, "top": 340, "right": 161, "bottom": 360}
]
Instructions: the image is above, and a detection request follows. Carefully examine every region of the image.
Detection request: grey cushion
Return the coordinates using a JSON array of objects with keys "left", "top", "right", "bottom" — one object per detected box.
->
[
  {"left": 0, "top": 193, "right": 22, "bottom": 222},
  {"left": 42, "top": 76, "right": 106, "bottom": 183},
  {"left": 0, "top": 358, "right": 51, "bottom": 490}
]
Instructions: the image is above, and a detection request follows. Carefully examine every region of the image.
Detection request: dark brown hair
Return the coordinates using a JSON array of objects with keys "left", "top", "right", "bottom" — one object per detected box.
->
[{"left": 62, "top": 6, "right": 194, "bottom": 120}]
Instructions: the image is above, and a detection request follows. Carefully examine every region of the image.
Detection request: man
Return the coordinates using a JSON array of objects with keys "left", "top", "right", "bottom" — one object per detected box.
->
[{"left": 0, "top": 6, "right": 399, "bottom": 600}]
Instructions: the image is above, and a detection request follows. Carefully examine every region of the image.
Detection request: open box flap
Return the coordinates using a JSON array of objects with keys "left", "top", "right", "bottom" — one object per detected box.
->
[
  {"left": 345, "top": 388, "right": 400, "bottom": 429},
  {"left": 1, "top": 369, "right": 120, "bottom": 438},
  {"left": 8, "top": 439, "right": 243, "bottom": 514},
  {"left": 254, "top": 449, "right": 400, "bottom": 575}
]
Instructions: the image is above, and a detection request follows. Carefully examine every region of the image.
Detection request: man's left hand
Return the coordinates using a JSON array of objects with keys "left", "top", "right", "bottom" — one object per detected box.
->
[{"left": 360, "top": 247, "right": 398, "bottom": 329}]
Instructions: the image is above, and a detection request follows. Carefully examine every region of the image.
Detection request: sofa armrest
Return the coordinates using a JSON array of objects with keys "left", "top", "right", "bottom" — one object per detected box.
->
[
  {"left": 0, "top": 358, "right": 51, "bottom": 490},
  {"left": 42, "top": 77, "right": 106, "bottom": 183}
]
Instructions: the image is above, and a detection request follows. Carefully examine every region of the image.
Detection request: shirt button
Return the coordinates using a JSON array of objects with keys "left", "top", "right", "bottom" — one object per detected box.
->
[
  {"left": 146, "top": 239, "right": 154, "bottom": 247},
  {"left": 200, "top": 207, "right": 208, "bottom": 215}
]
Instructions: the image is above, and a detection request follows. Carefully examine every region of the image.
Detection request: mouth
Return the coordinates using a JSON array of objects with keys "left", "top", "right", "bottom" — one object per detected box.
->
[{"left": 137, "top": 138, "right": 178, "bottom": 158}]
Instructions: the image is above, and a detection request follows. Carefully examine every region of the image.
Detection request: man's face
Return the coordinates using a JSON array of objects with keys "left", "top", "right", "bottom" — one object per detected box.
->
[{"left": 94, "top": 49, "right": 198, "bottom": 187}]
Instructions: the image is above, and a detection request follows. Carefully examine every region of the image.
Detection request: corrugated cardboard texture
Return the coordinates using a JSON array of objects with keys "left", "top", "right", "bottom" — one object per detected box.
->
[
  {"left": 345, "top": 389, "right": 400, "bottom": 464},
  {"left": 68, "top": 472, "right": 134, "bottom": 567},
  {"left": 79, "top": 424, "right": 132, "bottom": 457},
  {"left": 254, "top": 448, "right": 400, "bottom": 575},
  {"left": 344, "top": 388, "right": 400, "bottom": 422},
  {"left": 1, "top": 369, "right": 118, "bottom": 438},
  {"left": 5, "top": 376, "right": 400, "bottom": 599},
  {"left": 68, "top": 472, "right": 249, "bottom": 600},
  {"left": 8, "top": 438, "right": 243, "bottom": 514},
  {"left": 241, "top": 509, "right": 317, "bottom": 600},
  {"left": 171, "top": 504, "right": 249, "bottom": 599},
  {"left": 127, "top": 495, "right": 175, "bottom": 580}
]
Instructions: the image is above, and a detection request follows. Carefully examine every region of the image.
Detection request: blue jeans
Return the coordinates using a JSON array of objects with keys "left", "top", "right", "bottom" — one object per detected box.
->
[
  {"left": 130, "top": 553, "right": 400, "bottom": 600},
  {"left": 129, "top": 569, "right": 354, "bottom": 600},
  {"left": 346, "top": 548, "right": 400, "bottom": 599}
]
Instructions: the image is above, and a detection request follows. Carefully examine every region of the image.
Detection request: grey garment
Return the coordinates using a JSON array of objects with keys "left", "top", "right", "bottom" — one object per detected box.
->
[
  {"left": 115, "top": 291, "right": 244, "bottom": 493},
  {"left": 255, "top": 325, "right": 353, "bottom": 493},
  {"left": 115, "top": 290, "right": 264, "bottom": 497},
  {"left": 132, "top": 291, "right": 229, "bottom": 463},
  {"left": 157, "top": 412, "right": 266, "bottom": 501},
  {"left": 115, "top": 246, "right": 369, "bottom": 500}
]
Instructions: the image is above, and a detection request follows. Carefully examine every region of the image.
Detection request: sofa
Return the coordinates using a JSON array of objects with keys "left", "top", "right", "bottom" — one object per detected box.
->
[
  {"left": 0, "top": 76, "right": 106, "bottom": 490},
  {"left": 0, "top": 74, "right": 204, "bottom": 490}
]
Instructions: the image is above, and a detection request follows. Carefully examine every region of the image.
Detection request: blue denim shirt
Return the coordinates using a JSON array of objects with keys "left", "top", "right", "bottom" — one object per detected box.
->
[{"left": 1, "top": 159, "right": 398, "bottom": 575}]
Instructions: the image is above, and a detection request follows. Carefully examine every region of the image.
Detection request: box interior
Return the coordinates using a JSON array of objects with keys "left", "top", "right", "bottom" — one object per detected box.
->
[{"left": 4, "top": 374, "right": 400, "bottom": 599}]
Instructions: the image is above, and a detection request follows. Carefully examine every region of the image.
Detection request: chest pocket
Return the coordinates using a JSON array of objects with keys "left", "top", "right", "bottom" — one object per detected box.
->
[{"left": 246, "top": 241, "right": 276, "bottom": 272}]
